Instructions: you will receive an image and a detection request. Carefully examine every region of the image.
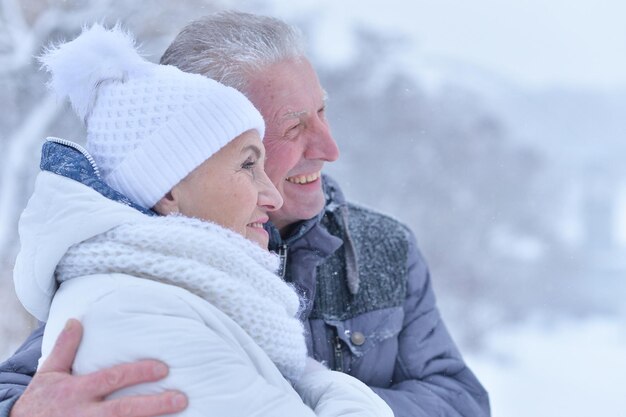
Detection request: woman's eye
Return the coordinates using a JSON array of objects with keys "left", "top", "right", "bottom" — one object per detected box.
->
[{"left": 242, "top": 158, "right": 256, "bottom": 170}]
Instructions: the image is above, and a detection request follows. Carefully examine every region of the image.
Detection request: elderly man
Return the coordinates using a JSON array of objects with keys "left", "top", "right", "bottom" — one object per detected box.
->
[{"left": 0, "top": 11, "right": 489, "bottom": 417}]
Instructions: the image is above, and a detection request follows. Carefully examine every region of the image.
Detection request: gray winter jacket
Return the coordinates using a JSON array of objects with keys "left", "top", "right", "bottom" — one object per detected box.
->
[
  {"left": 267, "top": 176, "right": 490, "bottom": 417},
  {"left": 0, "top": 140, "right": 490, "bottom": 417}
]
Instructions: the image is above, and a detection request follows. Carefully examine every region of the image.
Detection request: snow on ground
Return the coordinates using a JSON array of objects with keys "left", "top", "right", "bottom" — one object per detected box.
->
[{"left": 465, "top": 316, "right": 626, "bottom": 417}]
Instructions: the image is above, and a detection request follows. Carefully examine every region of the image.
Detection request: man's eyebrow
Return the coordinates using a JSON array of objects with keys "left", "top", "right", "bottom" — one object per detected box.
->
[
  {"left": 281, "top": 91, "right": 329, "bottom": 120},
  {"left": 281, "top": 110, "right": 307, "bottom": 120}
]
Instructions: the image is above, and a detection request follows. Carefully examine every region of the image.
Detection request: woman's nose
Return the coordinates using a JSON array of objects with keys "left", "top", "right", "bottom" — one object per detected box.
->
[{"left": 258, "top": 172, "right": 283, "bottom": 211}]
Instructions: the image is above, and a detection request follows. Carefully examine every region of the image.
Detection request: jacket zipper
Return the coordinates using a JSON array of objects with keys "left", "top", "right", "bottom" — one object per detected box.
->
[
  {"left": 277, "top": 244, "right": 288, "bottom": 279},
  {"left": 333, "top": 335, "right": 344, "bottom": 372},
  {"left": 46, "top": 137, "right": 101, "bottom": 179}
]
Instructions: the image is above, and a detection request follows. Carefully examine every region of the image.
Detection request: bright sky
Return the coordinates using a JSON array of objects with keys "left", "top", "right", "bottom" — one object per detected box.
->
[{"left": 264, "top": 0, "right": 626, "bottom": 91}]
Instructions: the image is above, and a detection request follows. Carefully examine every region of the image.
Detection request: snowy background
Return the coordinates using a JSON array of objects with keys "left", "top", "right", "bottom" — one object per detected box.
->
[{"left": 1, "top": 1, "right": 625, "bottom": 416}]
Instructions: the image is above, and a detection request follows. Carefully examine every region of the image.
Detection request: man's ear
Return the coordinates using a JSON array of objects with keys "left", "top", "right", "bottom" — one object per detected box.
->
[{"left": 152, "top": 190, "right": 180, "bottom": 215}]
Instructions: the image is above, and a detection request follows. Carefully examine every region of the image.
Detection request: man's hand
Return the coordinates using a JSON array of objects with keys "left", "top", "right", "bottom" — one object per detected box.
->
[{"left": 10, "top": 319, "right": 188, "bottom": 417}]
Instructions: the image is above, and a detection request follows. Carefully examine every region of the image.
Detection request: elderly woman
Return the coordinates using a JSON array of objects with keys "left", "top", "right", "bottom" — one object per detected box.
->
[{"left": 12, "top": 25, "right": 392, "bottom": 417}]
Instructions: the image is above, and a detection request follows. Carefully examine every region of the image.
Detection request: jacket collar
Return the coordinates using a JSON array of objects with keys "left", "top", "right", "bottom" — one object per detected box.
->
[
  {"left": 267, "top": 174, "right": 346, "bottom": 251},
  {"left": 41, "top": 138, "right": 156, "bottom": 216},
  {"left": 266, "top": 175, "right": 362, "bottom": 295}
]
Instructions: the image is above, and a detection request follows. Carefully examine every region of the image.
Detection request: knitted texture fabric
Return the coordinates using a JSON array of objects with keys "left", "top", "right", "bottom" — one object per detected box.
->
[
  {"left": 310, "top": 204, "right": 409, "bottom": 321},
  {"left": 55, "top": 215, "right": 307, "bottom": 382},
  {"left": 39, "top": 24, "right": 265, "bottom": 208}
]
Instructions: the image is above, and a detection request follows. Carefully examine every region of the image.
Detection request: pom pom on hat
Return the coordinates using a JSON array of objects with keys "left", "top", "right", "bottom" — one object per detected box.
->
[
  {"left": 39, "top": 23, "right": 265, "bottom": 209},
  {"left": 39, "top": 24, "right": 149, "bottom": 123}
]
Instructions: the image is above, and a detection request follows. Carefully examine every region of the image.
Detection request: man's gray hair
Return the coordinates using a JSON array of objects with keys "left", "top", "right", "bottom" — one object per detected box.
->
[{"left": 160, "top": 11, "right": 306, "bottom": 92}]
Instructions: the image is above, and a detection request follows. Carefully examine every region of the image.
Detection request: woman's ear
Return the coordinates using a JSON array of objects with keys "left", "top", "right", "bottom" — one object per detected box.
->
[{"left": 152, "top": 190, "right": 180, "bottom": 216}]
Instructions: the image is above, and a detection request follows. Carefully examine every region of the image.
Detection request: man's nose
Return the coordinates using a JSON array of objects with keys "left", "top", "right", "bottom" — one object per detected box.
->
[{"left": 304, "top": 120, "right": 339, "bottom": 162}]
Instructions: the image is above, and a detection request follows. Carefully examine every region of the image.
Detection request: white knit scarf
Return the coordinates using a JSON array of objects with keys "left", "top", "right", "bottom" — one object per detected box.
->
[{"left": 56, "top": 215, "right": 307, "bottom": 382}]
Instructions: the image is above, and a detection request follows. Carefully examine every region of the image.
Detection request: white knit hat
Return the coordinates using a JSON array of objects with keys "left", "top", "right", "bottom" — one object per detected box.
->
[{"left": 40, "top": 24, "right": 265, "bottom": 208}]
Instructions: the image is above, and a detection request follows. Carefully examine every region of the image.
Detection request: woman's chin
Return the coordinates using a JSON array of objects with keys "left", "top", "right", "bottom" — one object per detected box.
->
[{"left": 246, "top": 226, "right": 269, "bottom": 249}]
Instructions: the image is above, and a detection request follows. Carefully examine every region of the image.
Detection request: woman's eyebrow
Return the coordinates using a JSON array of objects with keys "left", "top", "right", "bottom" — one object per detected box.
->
[{"left": 241, "top": 144, "right": 262, "bottom": 158}]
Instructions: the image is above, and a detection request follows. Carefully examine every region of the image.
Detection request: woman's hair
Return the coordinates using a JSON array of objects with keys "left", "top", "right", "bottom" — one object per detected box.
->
[{"left": 160, "top": 11, "right": 306, "bottom": 93}]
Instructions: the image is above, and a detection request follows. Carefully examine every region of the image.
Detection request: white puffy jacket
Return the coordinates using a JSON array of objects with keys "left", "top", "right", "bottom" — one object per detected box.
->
[{"left": 14, "top": 170, "right": 393, "bottom": 417}]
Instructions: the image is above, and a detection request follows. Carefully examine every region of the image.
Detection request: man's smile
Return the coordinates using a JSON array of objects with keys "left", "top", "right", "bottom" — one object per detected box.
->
[{"left": 285, "top": 171, "right": 321, "bottom": 184}]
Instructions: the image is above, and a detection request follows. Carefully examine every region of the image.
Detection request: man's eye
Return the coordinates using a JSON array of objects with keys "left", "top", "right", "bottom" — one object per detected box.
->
[{"left": 285, "top": 123, "right": 301, "bottom": 137}]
